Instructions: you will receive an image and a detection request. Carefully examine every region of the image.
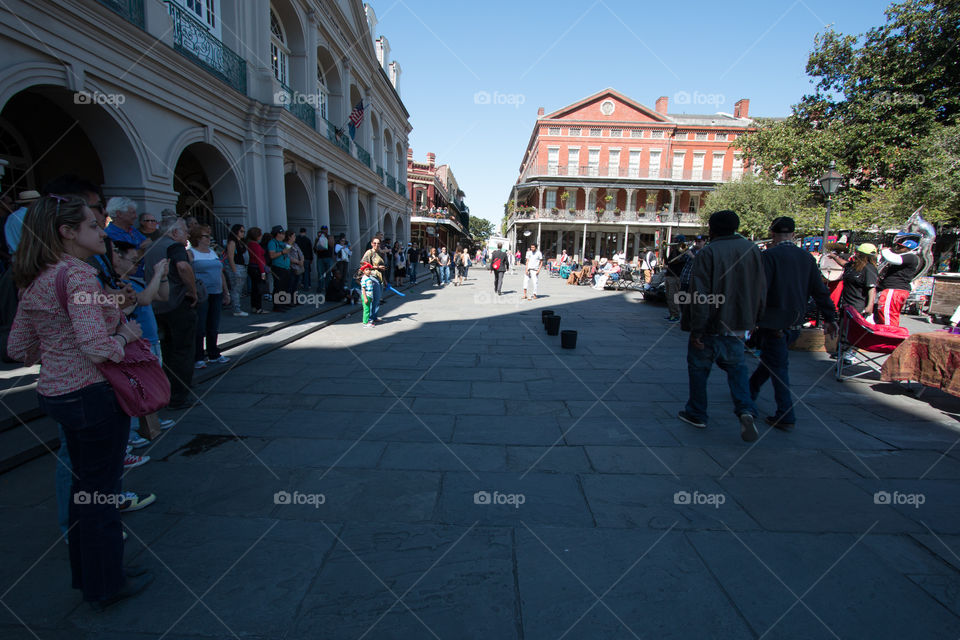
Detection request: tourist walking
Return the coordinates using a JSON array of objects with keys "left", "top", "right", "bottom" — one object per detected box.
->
[
  {"left": 314, "top": 226, "right": 334, "bottom": 293},
  {"left": 285, "top": 230, "right": 304, "bottom": 297},
  {"left": 748, "top": 217, "right": 838, "bottom": 432},
  {"left": 455, "top": 247, "right": 470, "bottom": 285},
  {"left": 8, "top": 194, "right": 155, "bottom": 609},
  {"left": 523, "top": 243, "right": 543, "bottom": 300},
  {"left": 428, "top": 247, "right": 441, "bottom": 286},
  {"left": 678, "top": 210, "right": 766, "bottom": 442},
  {"left": 438, "top": 247, "right": 451, "bottom": 285},
  {"left": 491, "top": 242, "right": 508, "bottom": 295},
  {"left": 407, "top": 242, "right": 419, "bottom": 284}
]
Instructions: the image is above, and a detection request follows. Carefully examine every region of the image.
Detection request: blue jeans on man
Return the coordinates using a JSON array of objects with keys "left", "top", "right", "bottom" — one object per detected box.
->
[
  {"left": 684, "top": 334, "right": 757, "bottom": 422},
  {"left": 439, "top": 265, "right": 450, "bottom": 284},
  {"left": 316, "top": 257, "right": 335, "bottom": 292},
  {"left": 408, "top": 262, "right": 417, "bottom": 284},
  {"left": 749, "top": 328, "right": 799, "bottom": 424}
]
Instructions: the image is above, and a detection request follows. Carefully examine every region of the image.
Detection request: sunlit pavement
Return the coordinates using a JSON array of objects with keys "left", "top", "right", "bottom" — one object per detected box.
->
[{"left": 2, "top": 269, "right": 960, "bottom": 639}]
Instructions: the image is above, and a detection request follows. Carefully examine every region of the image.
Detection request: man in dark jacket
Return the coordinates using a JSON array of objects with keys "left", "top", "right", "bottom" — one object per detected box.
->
[
  {"left": 749, "top": 217, "right": 838, "bottom": 431},
  {"left": 490, "top": 242, "right": 509, "bottom": 295},
  {"left": 679, "top": 210, "right": 766, "bottom": 442}
]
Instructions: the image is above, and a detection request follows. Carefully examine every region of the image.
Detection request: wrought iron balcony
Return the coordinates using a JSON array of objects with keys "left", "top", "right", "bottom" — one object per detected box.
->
[
  {"left": 376, "top": 165, "right": 384, "bottom": 180},
  {"left": 509, "top": 208, "right": 702, "bottom": 225},
  {"left": 355, "top": 142, "right": 372, "bottom": 169},
  {"left": 521, "top": 164, "right": 737, "bottom": 183},
  {"left": 398, "top": 183, "right": 406, "bottom": 197},
  {"left": 386, "top": 173, "right": 396, "bottom": 191},
  {"left": 274, "top": 81, "right": 316, "bottom": 128},
  {"left": 97, "top": 0, "right": 144, "bottom": 29},
  {"left": 166, "top": 2, "right": 247, "bottom": 95}
]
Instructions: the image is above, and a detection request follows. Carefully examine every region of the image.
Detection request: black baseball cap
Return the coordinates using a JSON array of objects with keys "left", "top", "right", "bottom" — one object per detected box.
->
[
  {"left": 770, "top": 216, "right": 795, "bottom": 233},
  {"left": 270, "top": 225, "right": 284, "bottom": 235}
]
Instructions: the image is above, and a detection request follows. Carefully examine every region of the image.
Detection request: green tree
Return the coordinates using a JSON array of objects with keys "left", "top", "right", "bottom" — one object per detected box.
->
[
  {"left": 738, "top": 0, "right": 960, "bottom": 223},
  {"left": 701, "top": 175, "right": 820, "bottom": 238},
  {"left": 469, "top": 216, "right": 494, "bottom": 241}
]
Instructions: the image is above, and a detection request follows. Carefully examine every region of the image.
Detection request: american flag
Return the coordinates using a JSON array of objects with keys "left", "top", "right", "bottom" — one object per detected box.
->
[{"left": 348, "top": 100, "right": 364, "bottom": 139}]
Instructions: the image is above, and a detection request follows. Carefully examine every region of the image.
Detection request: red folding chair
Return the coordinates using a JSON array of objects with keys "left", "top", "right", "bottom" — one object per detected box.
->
[{"left": 836, "top": 305, "right": 910, "bottom": 381}]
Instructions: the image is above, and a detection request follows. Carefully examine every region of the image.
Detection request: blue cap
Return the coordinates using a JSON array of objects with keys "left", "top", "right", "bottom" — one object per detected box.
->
[{"left": 899, "top": 239, "right": 919, "bottom": 250}]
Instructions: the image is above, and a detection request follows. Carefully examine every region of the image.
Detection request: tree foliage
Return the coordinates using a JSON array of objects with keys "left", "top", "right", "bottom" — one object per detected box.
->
[
  {"left": 469, "top": 216, "right": 494, "bottom": 241},
  {"left": 737, "top": 0, "right": 960, "bottom": 225}
]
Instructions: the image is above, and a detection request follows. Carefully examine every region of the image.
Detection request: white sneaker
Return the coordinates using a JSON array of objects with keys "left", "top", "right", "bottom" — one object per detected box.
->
[
  {"left": 195, "top": 361, "right": 207, "bottom": 369},
  {"left": 128, "top": 433, "right": 150, "bottom": 448},
  {"left": 232, "top": 311, "right": 249, "bottom": 317},
  {"left": 213, "top": 355, "right": 230, "bottom": 364}
]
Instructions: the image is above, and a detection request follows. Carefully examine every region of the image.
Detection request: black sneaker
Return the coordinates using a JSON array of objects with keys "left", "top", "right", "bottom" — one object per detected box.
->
[
  {"left": 740, "top": 414, "right": 759, "bottom": 442},
  {"left": 678, "top": 411, "right": 707, "bottom": 429},
  {"left": 765, "top": 415, "right": 795, "bottom": 432},
  {"left": 89, "top": 572, "right": 154, "bottom": 612}
]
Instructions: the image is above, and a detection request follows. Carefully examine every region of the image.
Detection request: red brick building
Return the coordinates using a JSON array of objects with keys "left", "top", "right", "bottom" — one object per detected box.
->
[
  {"left": 506, "top": 88, "right": 757, "bottom": 261},
  {"left": 407, "top": 150, "right": 470, "bottom": 250}
]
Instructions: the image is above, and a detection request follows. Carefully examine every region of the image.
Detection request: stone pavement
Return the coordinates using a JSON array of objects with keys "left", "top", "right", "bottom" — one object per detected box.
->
[{"left": 2, "top": 269, "right": 960, "bottom": 639}]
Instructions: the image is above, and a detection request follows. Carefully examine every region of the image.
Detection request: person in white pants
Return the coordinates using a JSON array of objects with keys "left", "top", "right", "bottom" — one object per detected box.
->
[{"left": 523, "top": 243, "right": 543, "bottom": 299}]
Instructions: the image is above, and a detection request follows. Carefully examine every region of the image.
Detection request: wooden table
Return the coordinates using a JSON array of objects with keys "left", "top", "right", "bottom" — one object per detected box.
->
[{"left": 881, "top": 330, "right": 960, "bottom": 397}]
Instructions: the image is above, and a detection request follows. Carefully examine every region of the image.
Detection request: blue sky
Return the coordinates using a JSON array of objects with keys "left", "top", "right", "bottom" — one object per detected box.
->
[{"left": 373, "top": 0, "right": 894, "bottom": 227}]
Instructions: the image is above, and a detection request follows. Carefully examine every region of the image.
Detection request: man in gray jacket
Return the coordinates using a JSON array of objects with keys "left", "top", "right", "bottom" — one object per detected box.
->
[{"left": 679, "top": 210, "right": 766, "bottom": 442}]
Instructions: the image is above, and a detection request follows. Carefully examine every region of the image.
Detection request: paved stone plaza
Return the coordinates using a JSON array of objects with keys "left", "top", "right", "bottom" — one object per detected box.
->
[{"left": 2, "top": 269, "right": 960, "bottom": 639}]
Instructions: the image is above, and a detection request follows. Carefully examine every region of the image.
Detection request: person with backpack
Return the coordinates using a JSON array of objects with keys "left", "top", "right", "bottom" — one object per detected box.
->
[
  {"left": 491, "top": 242, "right": 509, "bottom": 295},
  {"left": 406, "top": 242, "right": 419, "bottom": 285}
]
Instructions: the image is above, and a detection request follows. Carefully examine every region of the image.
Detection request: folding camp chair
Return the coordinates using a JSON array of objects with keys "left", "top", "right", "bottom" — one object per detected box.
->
[
  {"left": 836, "top": 305, "right": 910, "bottom": 381},
  {"left": 615, "top": 267, "right": 641, "bottom": 291}
]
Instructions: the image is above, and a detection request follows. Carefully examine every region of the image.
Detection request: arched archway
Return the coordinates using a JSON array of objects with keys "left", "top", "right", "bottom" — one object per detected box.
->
[
  {"left": 328, "top": 190, "right": 346, "bottom": 238},
  {"left": 172, "top": 142, "right": 244, "bottom": 242},
  {"left": 382, "top": 212, "right": 392, "bottom": 243},
  {"left": 0, "top": 84, "right": 143, "bottom": 199},
  {"left": 284, "top": 172, "right": 312, "bottom": 233},
  {"left": 316, "top": 46, "right": 342, "bottom": 123},
  {"left": 394, "top": 216, "right": 403, "bottom": 245},
  {"left": 383, "top": 129, "right": 394, "bottom": 179},
  {"left": 395, "top": 141, "right": 404, "bottom": 182},
  {"left": 358, "top": 200, "right": 369, "bottom": 243},
  {"left": 270, "top": 1, "right": 307, "bottom": 90},
  {"left": 370, "top": 111, "right": 381, "bottom": 171}
]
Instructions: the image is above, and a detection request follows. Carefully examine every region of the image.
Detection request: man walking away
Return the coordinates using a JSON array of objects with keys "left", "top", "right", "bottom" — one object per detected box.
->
[
  {"left": 679, "top": 210, "right": 766, "bottom": 442},
  {"left": 749, "top": 217, "right": 838, "bottom": 432},
  {"left": 491, "top": 242, "right": 509, "bottom": 295},
  {"left": 523, "top": 243, "right": 543, "bottom": 300},
  {"left": 641, "top": 247, "right": 658, "bottom": 283},
  {"left": 876, "top": 237, "right": 920, "bottom": 327}
]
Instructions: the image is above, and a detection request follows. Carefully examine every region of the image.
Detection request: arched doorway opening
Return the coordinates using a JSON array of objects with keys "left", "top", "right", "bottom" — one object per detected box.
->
[
  {"left": 283, "top": 172, "right": 312, "bottom": 234},
  {"left": 328, "top": 190, "right": 346, "bottom": 238},
  {"left": 172, "top": 142, "right": 243, "bottom": 243},
  {"left": 0, "top": 85, "right": 141, "bottom": 200}
]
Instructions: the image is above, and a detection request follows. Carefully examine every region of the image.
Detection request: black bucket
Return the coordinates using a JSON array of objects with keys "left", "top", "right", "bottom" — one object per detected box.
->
[
  {"left": 541, "top": 310, "right": 555, "bottom": 325},
  {"left": 545, "top": 315, "right": 561, "bottom": 336},
  {"left": 560, "top": 330, "right": 577, "bottom": 349}
]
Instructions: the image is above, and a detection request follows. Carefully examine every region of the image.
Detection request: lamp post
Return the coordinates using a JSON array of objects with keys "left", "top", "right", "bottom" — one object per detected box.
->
[{"left": 817, "top": 162, "right": 843, "bottom": 252}]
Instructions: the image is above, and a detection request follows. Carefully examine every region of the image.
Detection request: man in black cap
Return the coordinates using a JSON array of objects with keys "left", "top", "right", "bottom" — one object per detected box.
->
[
  {"left": 679, "top": 210, "right": 766, "bottom": 442},
  {"left": 749, "top": 216, "right": 837, "bottom": 431}
]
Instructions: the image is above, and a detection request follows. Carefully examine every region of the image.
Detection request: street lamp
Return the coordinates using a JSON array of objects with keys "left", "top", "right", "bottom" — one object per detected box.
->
[{"left": 817, "top": 162, "right": 843, "bottom": 252}]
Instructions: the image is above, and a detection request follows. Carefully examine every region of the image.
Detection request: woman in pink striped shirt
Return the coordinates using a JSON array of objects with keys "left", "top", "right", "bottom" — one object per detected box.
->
[{"left": 8, "top": 194, "right": 152, "bottom": 610}]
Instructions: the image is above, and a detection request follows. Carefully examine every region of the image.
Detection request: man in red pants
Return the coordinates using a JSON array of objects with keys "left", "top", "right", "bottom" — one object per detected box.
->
[{"left": 876, "top": 238, "right": 920, "bottom": 327}]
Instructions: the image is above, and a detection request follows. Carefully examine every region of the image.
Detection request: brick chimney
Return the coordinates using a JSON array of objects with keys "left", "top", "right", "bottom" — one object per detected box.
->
[
  {"left": 537, "top": 107, "right": 545, "bottom": 116},
  {"left": 734, "top": 99, "right": 750, "bottom": 118},
  {"left": 427, "top": 152, "right": 435, "bottom": 167},
  {"left": 655, "top": 96, "right": 669, "bottom": 115}
]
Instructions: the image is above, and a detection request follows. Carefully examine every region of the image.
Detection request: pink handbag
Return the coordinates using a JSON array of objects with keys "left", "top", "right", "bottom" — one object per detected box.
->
[{"left": 55, "top": 267, "right": 171, "bottom": 416}]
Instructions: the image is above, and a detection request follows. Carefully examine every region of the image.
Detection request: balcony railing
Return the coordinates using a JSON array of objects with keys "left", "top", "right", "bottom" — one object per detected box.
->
[
  {"left": 509, "top": 208, "right": 702, "bottom": 225},
  {"left": 98, "top": 0, "right": 144, "bottom": 29},
  {"left": 386, "top": 173, "right": 397, "bottom": 191},
  {"left": 376, "top": 165, "right": 384, "bottom": 180},
  {"left": 355, "top": 142, "right": 372, "bottom": 169},
  {"left": 275, "top": 81, "right": 316, "bottom": 128},
  {"left": 522, "top": 164, "right": 739, "bottom": 183},
  {"left": 322, "top": 117, "right": 351, "bottom": 153},
  {"left": 398, "top": 183, "right": 406, "bottom": 197},
  {"left": 166, "top": 2, "right": 246, "bottom": 95}
]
